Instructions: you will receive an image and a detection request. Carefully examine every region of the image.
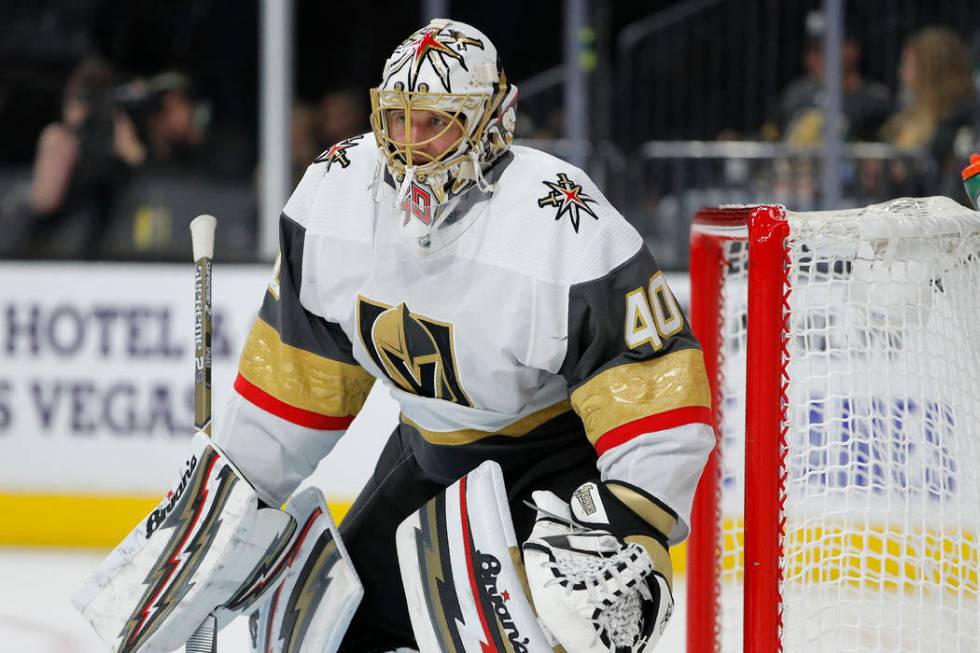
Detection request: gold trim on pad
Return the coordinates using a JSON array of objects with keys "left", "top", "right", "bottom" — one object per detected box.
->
[
  {"left": 625, "top": 534, "right": 674, "bottom": 590},
  {"left": 607, "top": 483, "right": 678, "bottom": 537}
]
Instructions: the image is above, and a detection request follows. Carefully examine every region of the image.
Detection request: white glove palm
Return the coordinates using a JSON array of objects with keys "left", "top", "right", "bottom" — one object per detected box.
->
[{"left": 523, "top": 486, "right": 673, "bottom": 653}]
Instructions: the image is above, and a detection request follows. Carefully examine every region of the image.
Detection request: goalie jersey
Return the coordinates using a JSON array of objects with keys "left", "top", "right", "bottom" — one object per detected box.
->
[{"left": 215, "top": 136, "right": 714, "bottom": 543}]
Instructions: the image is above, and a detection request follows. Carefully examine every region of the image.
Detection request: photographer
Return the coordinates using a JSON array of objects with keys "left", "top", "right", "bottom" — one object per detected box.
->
[
  {"left": 28, "top": 57, "right": 146, "bottom": 258},
  {"left": 124, "top": 71, "right": 252, "bottom": 179},
  {"left": 121, "top": 72, "right": 208, "bottom": 171}
]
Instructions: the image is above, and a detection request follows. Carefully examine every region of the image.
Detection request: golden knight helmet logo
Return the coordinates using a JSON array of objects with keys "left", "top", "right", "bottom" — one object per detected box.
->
[{"left": 358, "top": 297, "right": 471, "bottom": 407}]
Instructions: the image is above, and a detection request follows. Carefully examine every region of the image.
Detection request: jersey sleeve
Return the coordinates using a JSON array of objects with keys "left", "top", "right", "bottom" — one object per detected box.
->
[
  {"left": 214, "top": 164, "right": 375, "bottom": 505},
  {"left": 560, "top": 244, "right": 715, "bottom": 543}
]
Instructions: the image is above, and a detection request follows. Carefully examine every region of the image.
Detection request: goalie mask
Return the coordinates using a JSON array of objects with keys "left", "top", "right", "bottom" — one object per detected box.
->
[{"left": 370, "top": 19, "right": 518, "bottom": 233}]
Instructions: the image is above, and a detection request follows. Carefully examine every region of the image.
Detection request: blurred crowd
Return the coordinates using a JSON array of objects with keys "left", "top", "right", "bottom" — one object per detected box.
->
[
  {"left": 2, "top": 58, "right": 372, "bottom": 262},
  {"left": 1, "top": 4, "right": 978, "bottom": 266},
  {"left": 0, "top": 61, "right": 258, "bottom": 260},
  {"left": 23, "top": 60, "right": 246, "bottom": 258},
  {"left": 290, "top": 89, "right": 370, "bottom": 185},
  {"left": 760, "top": 16, "right": 979, "bottom": 205}
]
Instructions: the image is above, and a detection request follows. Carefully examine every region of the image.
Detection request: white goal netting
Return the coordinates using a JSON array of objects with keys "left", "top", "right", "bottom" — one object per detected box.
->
[{"left": 711, "top": 197, "right": 980, "bottom": 652}]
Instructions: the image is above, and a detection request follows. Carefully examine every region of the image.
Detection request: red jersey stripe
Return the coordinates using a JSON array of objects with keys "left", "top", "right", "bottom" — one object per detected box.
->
[
  {"left": 594, "top": 405, "right": 713, "bottom": 456},
  {"left": 234, "top": 373, "right": 355, "bottom": 430}
]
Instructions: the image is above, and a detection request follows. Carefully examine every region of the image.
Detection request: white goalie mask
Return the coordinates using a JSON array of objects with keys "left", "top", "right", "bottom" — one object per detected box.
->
[{"left": 370, "top": 19, "right": 518, "bottom": 248}]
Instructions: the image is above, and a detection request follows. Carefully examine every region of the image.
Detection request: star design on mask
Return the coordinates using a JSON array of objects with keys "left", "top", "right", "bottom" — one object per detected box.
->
[
  {"left": 314, "top": 135, "right": 364, "bottom": 171},
  {"left": 383, "top": 27, "right": 484, "bottom": 92},
  {"left": 413, "top": 30, "right": 458, "bottom": 64},
  {"left": 537, "top": 173, "right": 599, "bottom": 233}
]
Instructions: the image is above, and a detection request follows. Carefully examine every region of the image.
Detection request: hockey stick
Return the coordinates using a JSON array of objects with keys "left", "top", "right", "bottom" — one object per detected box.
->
[{"left": 187, "top": 214, "right": 218, "bottom": 653}]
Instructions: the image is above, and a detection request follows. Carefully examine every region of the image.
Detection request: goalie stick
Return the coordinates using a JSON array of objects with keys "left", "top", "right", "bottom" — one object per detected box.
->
[{"left": 187, "top": 214, "right": 219, "bottom": 653}]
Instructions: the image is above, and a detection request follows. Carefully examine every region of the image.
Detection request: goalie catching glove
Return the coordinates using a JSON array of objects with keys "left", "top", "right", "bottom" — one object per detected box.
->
[{"left": 523, "top": 481, "right": 676, "bottom": 653}]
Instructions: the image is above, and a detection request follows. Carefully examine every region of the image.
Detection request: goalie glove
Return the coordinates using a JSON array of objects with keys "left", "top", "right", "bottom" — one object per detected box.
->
[{"left": 523, "top": 481, "right": 676, "bottom": 653}]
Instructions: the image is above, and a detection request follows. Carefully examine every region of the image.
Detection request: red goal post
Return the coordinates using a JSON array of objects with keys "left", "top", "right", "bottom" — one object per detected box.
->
[{"left": 686, "top": 200, "right": 980, "bottom": 653}]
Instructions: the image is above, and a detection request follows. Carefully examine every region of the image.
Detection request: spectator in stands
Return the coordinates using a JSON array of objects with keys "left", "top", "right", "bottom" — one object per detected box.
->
[
  {"left": 316, "top": 88, "right": 368, "bottom": 149},
  {"left": 135, "top": 72, "right": 206, "bottom": 167},
  {"left": 27, "top": 57, "right": 146, "bottom": 258},
  {"left": 120, "top": 70, "right": 252, "bottom": 179},
  {"left": 769, "top": 11, "right": 891, "bottom": 145},
  {"left": 880, "top": 27, "right": 978, "bottom": 202},
  {"left": 291, "top": 101, "right": 319, "bottom": 184}
]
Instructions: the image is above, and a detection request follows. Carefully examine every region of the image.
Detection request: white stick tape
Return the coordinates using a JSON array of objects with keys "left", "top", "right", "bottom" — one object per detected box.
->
[{"left": 190, "top": 214, "right": 218, "bottom": 260}]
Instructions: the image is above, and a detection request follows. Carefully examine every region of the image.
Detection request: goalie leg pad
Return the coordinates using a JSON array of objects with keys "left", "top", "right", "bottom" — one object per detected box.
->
[
  {"left": 395, "top": 460, "right": 560, "bottom": 653},
  {"left": 71, "top": 432, "right": 295, "bottom": 653},
  {"left": 248, "top": 486, "right": 363, "bottom": 653}
]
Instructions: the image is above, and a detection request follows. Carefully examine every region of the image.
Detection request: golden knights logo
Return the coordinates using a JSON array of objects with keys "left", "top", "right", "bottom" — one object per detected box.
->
[
  {"left": 357, "top": 296, "right": 471, "bottom": 407},
  {"left": 314, "top": 135, "right": 363, "bottom": 172},
  {"left": 537, "top": 172, "right": 599, "bottom": 233}
]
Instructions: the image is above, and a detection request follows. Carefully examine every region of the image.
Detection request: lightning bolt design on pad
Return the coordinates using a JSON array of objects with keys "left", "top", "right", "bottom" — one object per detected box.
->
[
  {"left": 278, "top": 534, "right": 339, "bottom": 653},
  {"left": 223, "top": 516, "right": 299, "bottom": 612},
  {"left": 118, "top": 448, "right": 239, "bottom": 653},
  {"left": 416, "top": 493, "right": 469, "bottom": 652}
]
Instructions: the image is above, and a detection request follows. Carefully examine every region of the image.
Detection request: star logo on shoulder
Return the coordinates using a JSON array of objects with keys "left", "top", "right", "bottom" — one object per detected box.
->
[
  {"left": 314, "top": 135, "right": 364, "bottom": 172},
  {"left": 537, "top": 173, "right": 598, "bottom": 233}
]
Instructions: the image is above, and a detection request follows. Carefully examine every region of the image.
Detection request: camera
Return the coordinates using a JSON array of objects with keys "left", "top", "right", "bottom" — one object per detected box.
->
[{"left": 76, "top": 72, "right": 195, "bottom": 164}]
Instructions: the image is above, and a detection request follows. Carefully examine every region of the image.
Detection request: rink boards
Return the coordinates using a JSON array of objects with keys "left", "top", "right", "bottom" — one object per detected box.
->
[{"left": 0, "top": 261, "right": 692, "bottom": 551}]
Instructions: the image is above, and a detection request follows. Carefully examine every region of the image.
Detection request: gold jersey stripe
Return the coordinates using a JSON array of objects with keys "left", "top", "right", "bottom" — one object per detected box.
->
[
  {"left": 401, "top": 401, "right": 573, "bottom": 446},
  {"left": 571, "top": 348, "right": 710, "bottom": 445},
  {"left": 239, "top": 317, "right": 375, "bottom": 418}
]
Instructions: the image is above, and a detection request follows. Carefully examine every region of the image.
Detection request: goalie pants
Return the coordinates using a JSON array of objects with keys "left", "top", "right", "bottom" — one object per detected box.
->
[{"left": 336, "top": 421, "right": 598, "bottom": 652}]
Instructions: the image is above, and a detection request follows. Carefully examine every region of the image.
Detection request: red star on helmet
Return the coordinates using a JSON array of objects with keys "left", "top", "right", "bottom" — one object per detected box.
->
[{"left": 413, "top": 30, "right": 455, "bottom": 62}]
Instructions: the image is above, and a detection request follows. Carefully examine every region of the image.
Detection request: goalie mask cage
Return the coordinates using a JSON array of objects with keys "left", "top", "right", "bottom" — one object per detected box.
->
[{"left": 686, "top": 198, "right": 980, "bottom": 653}]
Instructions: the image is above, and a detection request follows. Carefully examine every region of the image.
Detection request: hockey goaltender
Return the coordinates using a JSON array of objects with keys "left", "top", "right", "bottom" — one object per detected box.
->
[{"left": 72, "top": 18, "right": 714, "bottom": 653}]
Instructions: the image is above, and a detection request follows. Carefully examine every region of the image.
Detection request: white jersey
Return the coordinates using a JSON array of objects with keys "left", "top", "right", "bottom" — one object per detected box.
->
[{"left": 215, "top": 136, "right": 714, "bottom": 542}]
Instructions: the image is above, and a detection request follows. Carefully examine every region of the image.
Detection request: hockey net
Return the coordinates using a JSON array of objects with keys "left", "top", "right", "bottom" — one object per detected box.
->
[{"left": 686, "top": 197, "right": 980, "bottom": 652}]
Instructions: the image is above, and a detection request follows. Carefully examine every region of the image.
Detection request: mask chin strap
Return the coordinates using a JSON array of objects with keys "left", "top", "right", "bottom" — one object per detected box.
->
[
  {"left": 469, "top": 147, "right": 496, "bottom": 193},
  {"left": 371, "top": 159, "right": 384, "bottom": 203},
  {"left": 394, "top": 165, "right": 417, "bottom": 208}
]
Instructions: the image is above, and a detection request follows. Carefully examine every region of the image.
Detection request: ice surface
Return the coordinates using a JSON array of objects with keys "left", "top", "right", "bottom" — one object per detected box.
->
[{"left": 0, "top": 546, "right": 689, "bottom": 652}]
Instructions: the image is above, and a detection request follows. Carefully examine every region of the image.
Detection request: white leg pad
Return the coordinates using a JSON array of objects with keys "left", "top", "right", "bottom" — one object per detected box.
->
[
  {"left": 396, "top": 460, "right": 559, "bottom": 653},
  {"left": 248, "top": 486, "right": 363, "bottom": 653}
]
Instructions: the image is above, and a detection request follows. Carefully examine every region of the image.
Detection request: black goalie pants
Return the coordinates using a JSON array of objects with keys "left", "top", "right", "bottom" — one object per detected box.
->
[{"left": 336, "top": 424, "right": 598, "bottom": 652}]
